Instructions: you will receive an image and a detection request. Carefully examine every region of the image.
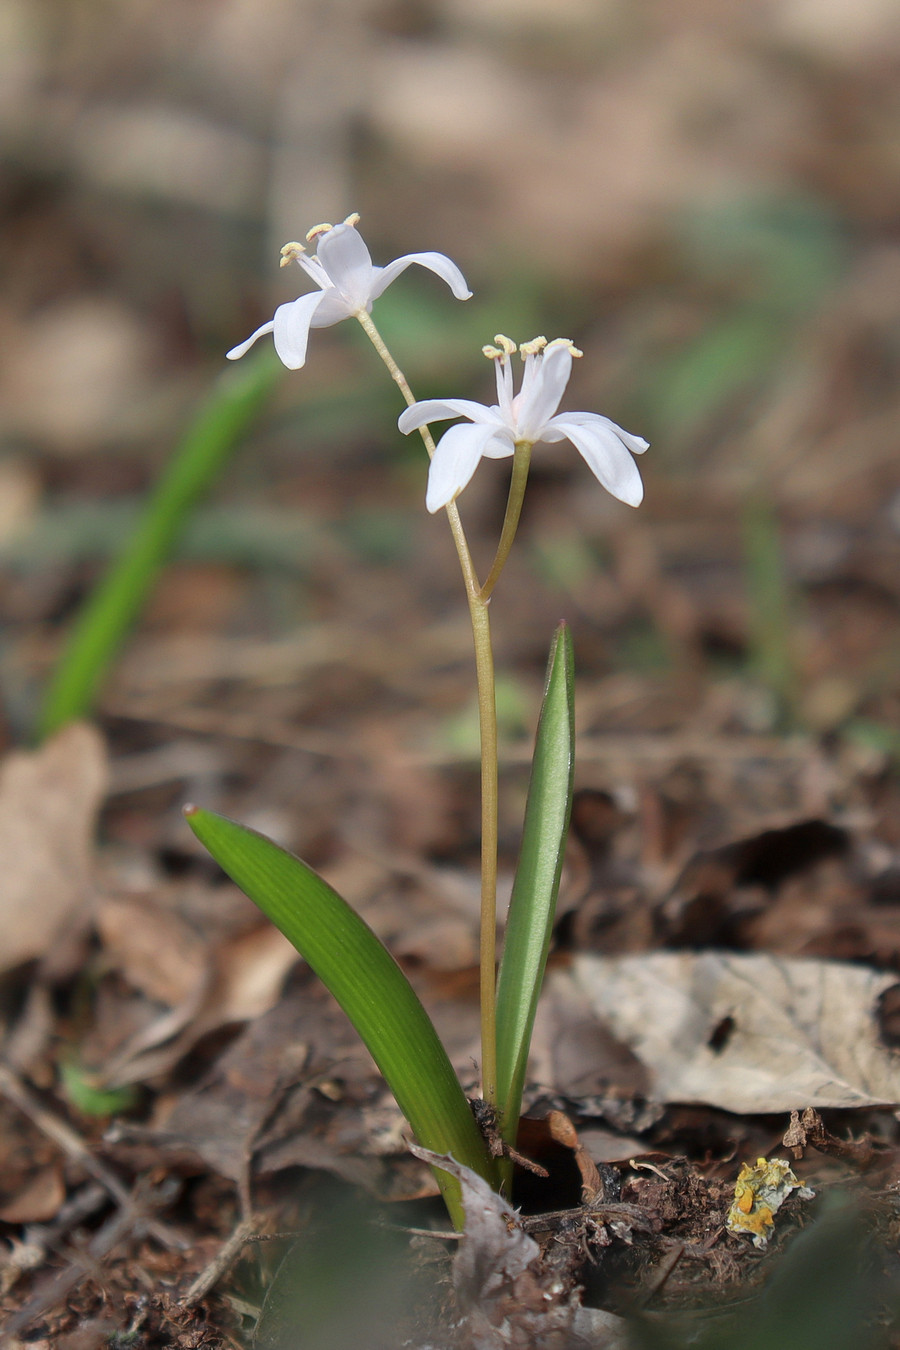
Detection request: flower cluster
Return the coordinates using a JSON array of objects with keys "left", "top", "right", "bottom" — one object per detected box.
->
[
  {"left": 399, "top": 335, "right": 647, "bottom": 513},
  {"left": 227, "top": 217, "right": 648, "bottom": 509},
  {"left": 227, "top": 213, "right": 471, "bottom": 370}
]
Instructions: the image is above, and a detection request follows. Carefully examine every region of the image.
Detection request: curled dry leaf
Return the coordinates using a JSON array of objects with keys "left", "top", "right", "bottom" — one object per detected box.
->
[
  {"left": 556, "top": 951, "right": 900, "bottom": 1113},
  {"left": 410, "top": 1145, "right": 628, "bottom": 1349},
  {"left": 95, "top": 893, "right": 209, "bottom": 1007},
  {"left": 94, "top": 907, "right": 299, "bottom": 1089},
  {"left": 0, "top": 724, "right": 107, "bottom": 974}
]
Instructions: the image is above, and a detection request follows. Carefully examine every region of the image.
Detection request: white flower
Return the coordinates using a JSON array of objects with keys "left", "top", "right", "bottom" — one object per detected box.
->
[
  {"left": 398, "top": 336, "right": 648, "bottom": 513},
  {"left": 226, "top": 214, "right": 472, "bottom": 369}
]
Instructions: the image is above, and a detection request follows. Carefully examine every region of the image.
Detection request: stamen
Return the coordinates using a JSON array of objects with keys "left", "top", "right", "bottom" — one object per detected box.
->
[
  {"left": 279, "top": 241, "right": 306, "bottom": 268},
  {"left": 493, "top": 334, "right": 517, "bottom": 357},
  {"left": 546, "top": 337, "right": 583, "bottom": 358},
  {"left": 519, "top": 336, "right": 547, "bottom": 358},
  {"left": 342, "top": 212, "right": 361, "bottom": 228},
  {"left": 305, "top": 222, "right": 334, "bottom": 242}
]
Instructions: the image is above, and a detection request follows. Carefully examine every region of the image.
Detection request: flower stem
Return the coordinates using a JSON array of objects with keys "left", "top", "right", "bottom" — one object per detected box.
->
[
  {"left": 478, "top": 441, "right": 533, "bottom": 603},
  {"left": 356, "top": 309, "right": 499, "bottom": 1105}
]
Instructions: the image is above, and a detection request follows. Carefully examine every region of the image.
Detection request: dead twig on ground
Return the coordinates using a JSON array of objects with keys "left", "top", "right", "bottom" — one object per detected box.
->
[
  {"left": 0, "top": 1175, "right": 180, "bottom": 1346},
  {"left": 0, "top": 1063, "right": 185, "bottom": 1252}
]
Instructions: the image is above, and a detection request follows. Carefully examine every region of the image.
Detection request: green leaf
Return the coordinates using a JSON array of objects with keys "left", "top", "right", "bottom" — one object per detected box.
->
[
  {"left": 37, "top": 349, "right": 282, "bottom": 740},
  {"left": 60, "top": 1060, "right": 138, "bottom": 1117},
  {"left": 495, "top": 622, "right": 575, "bottom": 1144},
  {"left": 184, "top": 806, "right": 495, "bottom": 1228}
]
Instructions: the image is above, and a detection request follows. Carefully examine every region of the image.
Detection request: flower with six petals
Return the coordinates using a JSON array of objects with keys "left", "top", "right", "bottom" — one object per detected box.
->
[
  {"left": 398, "top": 335, "right": 648, "bottom": 513},
  {"left": 226, "top": 214, "right": 472, "bottom": 369}
]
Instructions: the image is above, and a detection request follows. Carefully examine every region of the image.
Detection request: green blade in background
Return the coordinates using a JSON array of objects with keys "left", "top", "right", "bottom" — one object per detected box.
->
[
  {"left": 37, "top": 349, "right": 282, "bottom": 740},
  {"left": 495, "top": 622, "right": 575, "bottom": 1145},
  {"left": 184, "top": 806, "right": 495, "bottom": 1228}
]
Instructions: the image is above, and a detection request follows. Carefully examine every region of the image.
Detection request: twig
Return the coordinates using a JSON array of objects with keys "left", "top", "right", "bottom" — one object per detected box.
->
[
  {"left": 641, "top": 1241, "right": 685, "bottom": 1306},
  {"left": 0, "top": 1177, "right": 179, "bottom": 1345},
  {"left": 0, "top": 1063, "right": 185, "bottom": 1251},
  {"left": 0, "top": 1182, "right": 108, "bottom": 1294},
  {"left": 182, "top": 1217, "right": 258, "bottom": 1307}
]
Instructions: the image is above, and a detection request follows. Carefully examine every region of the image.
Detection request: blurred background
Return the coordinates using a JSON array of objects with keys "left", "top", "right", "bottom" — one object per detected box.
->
[
  {"left": 0, "top": 0, "right": 899, "bottom": 863},
  {"left": 2, "top": 0, "right": 900, "bottom": 1335}
]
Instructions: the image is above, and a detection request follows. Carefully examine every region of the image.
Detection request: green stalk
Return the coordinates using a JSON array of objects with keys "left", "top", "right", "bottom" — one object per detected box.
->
[
  {"left": 478, "top": 441, "right": 533, "bottom": 602},
  {"left": 37, "top": 349, "right": 281, "bottom": 740},
  {"left": 355, "top": 311, "right": 502, "bottom": 1105}
]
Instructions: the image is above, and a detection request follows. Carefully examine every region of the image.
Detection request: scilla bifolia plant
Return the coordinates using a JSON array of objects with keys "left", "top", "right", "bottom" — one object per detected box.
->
[{"left": 185, "top": 214, "right": 648, "bottom": 1229}]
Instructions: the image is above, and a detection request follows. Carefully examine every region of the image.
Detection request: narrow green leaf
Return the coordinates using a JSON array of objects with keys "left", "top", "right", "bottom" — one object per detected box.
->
[
  {"left": 37, "top": 350, "right": 282, "bottom": 741},
  {"left": 184, "top": 805, "right": 495, "bottom": 1228},
  {"left": 495, "top": 622, "right": 575, "bottom": 1143}
]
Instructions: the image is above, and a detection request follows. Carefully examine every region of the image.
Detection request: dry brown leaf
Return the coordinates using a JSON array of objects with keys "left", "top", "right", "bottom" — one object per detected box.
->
[
  {"left": 0, "top": 1165, "right": 65, "bottom": 1223},
  {"left": 556, "top": 951, "right": 900, "bottom": 1113},
  {"left": 97, "top": 920, "right": 299, "bottom": 1089},
  {"left": 207, "top": 923, "right": 300, "bottom": 1025},
  {"left": 95, "top": 893, "right": 209, "bottom": 1006},
  {"left": 0, "top": 724, "right": 107, "bottom": 974}
]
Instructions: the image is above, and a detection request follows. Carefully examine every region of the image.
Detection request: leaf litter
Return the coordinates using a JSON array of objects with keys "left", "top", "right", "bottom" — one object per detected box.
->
[{"left": 3, "top": 2, "right": 900, "bottom": 1345}]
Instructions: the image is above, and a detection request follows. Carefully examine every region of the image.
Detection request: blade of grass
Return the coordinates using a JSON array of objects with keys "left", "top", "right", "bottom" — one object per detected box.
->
[
  {"left": 37, "top": 350, "right": 282, "bottom": 741},
  {"left": 495, "top": 623, "right": 575, "bottom": 1147},
  {"left": 743, "top": 494, "right": 796, "bottom": 722},
  {"left": 184, "top": 805, "right": 495, "bottom": 1229}
]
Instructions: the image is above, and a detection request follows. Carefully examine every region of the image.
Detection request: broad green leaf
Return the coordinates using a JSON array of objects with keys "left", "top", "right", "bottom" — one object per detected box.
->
[
  {"left": 495, "top": 623, "right": 575, "bottom": 1145},
  {"left": 184, "top": 806, "right": 495, "bottom": 1228},
  {"left": 37, "top": 349, "right": 281, "bottom": 740}
]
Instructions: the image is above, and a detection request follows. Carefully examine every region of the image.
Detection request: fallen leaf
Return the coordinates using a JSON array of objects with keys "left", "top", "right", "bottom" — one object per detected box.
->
[
  {"left": 0, "top": 1165, "right": 65, "bottom": 1223},
  {"left": 95, "top": 893, "right": 209, "bottom": 1006},
  {"left": 0, "top": 724, "right": 107, "bottom": 974},
  {"left": 556, "top": 952, "right": 900, "bottom": 1112},
  {"left": 94, "top": 913, "right": 299, "bottom": 1089},
  {"left": 410, "top": 1144, "right": 628, "bottom": 1349}
]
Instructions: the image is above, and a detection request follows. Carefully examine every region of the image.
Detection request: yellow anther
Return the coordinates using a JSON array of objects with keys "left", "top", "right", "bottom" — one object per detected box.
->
[
  {"left": 342, "top": 212, "right": 361, "bottom": 228},
  {"left": 492, "top": 334, "right": 517, "bottom": 357},
  {"left": 546, "top": 337, "right": 583, "bottom": 358},
  {"left": 279, "top": 241, "right": 306, "bottom": 267},
  {"left": 305, "top": 222, "right": 334, "bottom": 242},
  {"left": 519, "top": 336, "right": 547, "bottom": 358}
]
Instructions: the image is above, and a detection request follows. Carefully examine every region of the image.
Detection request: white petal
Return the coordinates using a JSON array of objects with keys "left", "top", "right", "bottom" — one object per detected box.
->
[
  {"left": 310, "top": 287, "right": 358, "bottom": 326},
  {"left": 370, "top": 251, "right": 472, "bottom": 302},
  {"left": 550, "top": 416, "right": 645, "bottom": 507},
  {"left": 271, "top": 292, "right": 327, "bottom": 369},
  {"left": 561, "top": 411, "right": 649, "bottom": 455},
  {"left": 481, "top": 434, "right": 516, "bottom": 459},
  {"left": 517, "top": 344, "right": 571, "bottom": 439},
  {"left": 398, "top": 399, "right": 503, "bottom": 435},
  {"left": 315, "top": 224, "right": 375, "bottom": 308},
  {"left": 226, "top": 319, "right": 275, "bottom": 361},
  {"left": 425, "top": 422, "right": 503, "bottom": 513}
]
